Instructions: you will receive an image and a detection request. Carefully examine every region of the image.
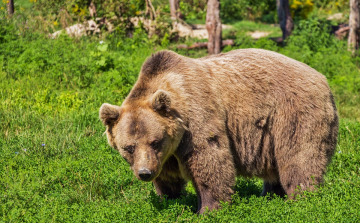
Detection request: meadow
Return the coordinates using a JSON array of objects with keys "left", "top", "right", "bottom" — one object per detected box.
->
[{"left": 1, "top": 3, "right": 360, "bottom": 221}]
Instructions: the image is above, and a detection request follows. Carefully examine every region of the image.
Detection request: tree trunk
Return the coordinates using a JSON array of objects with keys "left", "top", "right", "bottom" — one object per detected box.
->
[
  {"left": 348, "top": 0, "right": 360, "bottom": 53},
  {"left": 145, "top": 0, "right": 156, "bottom": 20},
  {"left": 206, "top": 0, "right": 221, "bottom": 55},
  {"left": 277, "top": 0, "right": 293, "bottom": 41},
  {"left": 7, "top": 0, "right": 14, "bottom": 15},
  {"left": 88, "top": 1, "right": 96, "bottom": 18},
  {"left": 169, "top": 0, "right": 179, "bottom": 20}
]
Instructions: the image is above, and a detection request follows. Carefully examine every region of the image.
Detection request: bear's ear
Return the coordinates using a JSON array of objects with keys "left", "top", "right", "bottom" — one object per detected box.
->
[
  {"left": 150, "top": 90, "right": 171, "bottom": 113},
  {"left": 99, "top": 103, "right": 120, "bottom": 126}
]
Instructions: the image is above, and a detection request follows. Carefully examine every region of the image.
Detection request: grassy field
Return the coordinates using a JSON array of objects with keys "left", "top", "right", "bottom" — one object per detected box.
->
[
  {"left": 224, "top": 20, "right": 283, "bottom": 38},
  {"left": 1, "top": 14, "right": 360, "bottom": 222}
]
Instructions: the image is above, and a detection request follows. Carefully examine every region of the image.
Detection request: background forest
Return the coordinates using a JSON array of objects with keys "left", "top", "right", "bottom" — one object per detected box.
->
[{"left": 0, "top": 0, "right": 360, "bottom": 222}]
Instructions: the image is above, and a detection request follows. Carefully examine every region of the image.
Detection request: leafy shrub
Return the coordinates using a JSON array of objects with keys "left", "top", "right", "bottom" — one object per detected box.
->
[
  {"left": 312, "top": 0, "right": 349, "bottom": 14},
  {"left": 290, "top": 0, "right": 314, "bottom": 20},
  {"left": 286, "top": 18, "right": 334, "bottom": 52},
  {"left": 221, "top": 0, "right": 277, "bottom": 23},
  {"left": 179, "top": 0, "right": 207, "bottom": 21}
]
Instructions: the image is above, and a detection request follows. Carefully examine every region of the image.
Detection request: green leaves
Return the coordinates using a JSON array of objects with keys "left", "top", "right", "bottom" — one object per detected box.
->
[{"left": 97, "top": 43, "right": 108, "bottom": 52}]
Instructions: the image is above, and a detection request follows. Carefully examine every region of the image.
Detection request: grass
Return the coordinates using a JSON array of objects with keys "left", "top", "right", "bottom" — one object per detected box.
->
[
  {"left": 1, "top": 14, "right": 360, "bottom": 222},
  {"left": 1, "top": 107, "right": 359, "bottom": 222},
  {"left": 183, "top": 20, "right": 283, "bottom": 41},
  {"left": 228, "top": 20, "right": 282, "bottom": 37}
]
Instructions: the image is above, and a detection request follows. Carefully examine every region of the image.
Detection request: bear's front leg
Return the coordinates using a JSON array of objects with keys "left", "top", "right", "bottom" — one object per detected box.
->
[
  {"left": 185, "top": 139, "right": 236, "bottom": 214},
  {"left": 153, "top": 155, "right": 187, "bottom": 199},
  {"left": 153, "top": 177, "right": 186, "bottom": 199}
]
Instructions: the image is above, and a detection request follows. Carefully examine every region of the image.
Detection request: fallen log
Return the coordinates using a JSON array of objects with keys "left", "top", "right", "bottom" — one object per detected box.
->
[
  {"left": 333, "top": 25, "right": 350, "bottom": 40},
  {"left": 176, "top": 39, "right": 234, "bottom": 50}
]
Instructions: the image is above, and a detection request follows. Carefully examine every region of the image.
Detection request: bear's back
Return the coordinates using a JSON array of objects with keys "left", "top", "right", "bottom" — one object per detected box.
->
[
  {"left": 196, "top": 48, "right": 329, "bottom": 94},
  {"left": 187, "top": 49, "right": 332, "bottom": 115}
]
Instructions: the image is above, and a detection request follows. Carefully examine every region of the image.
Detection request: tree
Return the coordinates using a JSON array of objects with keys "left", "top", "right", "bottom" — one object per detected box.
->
[
  {"left": 7, "top": 0, "right": 14, "bottom": 15},
  {"left": 348, "top": 0, "right": 360, "bottom": 53},
  {"left": 277, "top": 0, "right": 293, "bottom": 41},
  {"left": 145, "top": 0, "right": 156, "bottom": 20},
  {"left": 206, "top": 0, "right": 221, "bottom": 54},
  {"left": 88, "top": 1, "right": 96, "bottom": 18},
  {"left": 169, "top": 0, "right": 180, "bottom": 20}
]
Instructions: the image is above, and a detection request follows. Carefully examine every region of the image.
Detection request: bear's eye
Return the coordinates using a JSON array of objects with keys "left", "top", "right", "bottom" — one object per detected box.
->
[
  {"left": 124, "top": 145, "right": 135, "bottom": 154},
  {"left": 150, "top": 140, "right": 162, "bottom": 149}
]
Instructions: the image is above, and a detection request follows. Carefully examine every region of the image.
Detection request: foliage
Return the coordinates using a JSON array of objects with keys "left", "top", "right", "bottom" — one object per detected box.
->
[
  {"left": 290, "top": 0, "right": 314, "bottom": 19},
  {"left": 313, "top": 0, "right": 349, "bottom": 14},
  {"left": 287, "top": 18, "right": 334, "bottom": 52},
  {"left": 153, "top": 0, "right": 277, "bottom": 23},
  {"left": 0, "top": 0, "right": 145, "bottom": 36},
  {"left": 290, "top": 0, "right": 349, "bottom": 22},
  {"left": 221, "top": 0, "right": 277, "bottom": 23},
  {"left": 30, "top": 0, "right": 144, "bottom": 22},
  {"left": 179, "top": 0, "right": 208, "bottom": 21}
]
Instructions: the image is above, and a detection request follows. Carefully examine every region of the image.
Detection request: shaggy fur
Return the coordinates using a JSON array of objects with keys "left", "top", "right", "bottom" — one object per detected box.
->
[{"left": 99, "top": 49, "right": 338, "bottom": 214}]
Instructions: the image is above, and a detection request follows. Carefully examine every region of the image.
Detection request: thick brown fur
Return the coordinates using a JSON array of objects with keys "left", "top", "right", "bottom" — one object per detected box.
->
[{"left": 99, "top": 49, "right": 339, "bottom": 214}]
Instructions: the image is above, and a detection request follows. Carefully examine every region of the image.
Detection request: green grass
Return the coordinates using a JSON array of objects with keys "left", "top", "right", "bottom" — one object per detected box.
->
[
  {"left": 1, "top": 102, "right": 360, "bottom": 222},
  {"left": 1, "top": 99, "right": 360, "bottom": 222},
  {"left": 1, "top": 15, "right": 360, "bottom": 222},
  {"left": 184, "top": 20, "right": 283, "bottom": 40},
  {"left": 229, "top": 20, "right": 282, "bottom": 36}
]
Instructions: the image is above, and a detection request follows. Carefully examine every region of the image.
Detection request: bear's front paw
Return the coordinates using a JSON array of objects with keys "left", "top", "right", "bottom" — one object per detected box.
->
[{"left": 198, "top": 202, "right": 220, "bottom": 214}]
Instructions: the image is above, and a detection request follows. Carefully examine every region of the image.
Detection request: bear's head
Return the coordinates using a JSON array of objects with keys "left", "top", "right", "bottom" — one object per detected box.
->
[{"left": 99, "top": 90, "right": 186, "bottom": 182}]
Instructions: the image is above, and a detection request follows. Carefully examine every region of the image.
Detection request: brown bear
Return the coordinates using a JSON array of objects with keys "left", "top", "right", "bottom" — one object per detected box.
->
[{"left": 99, "top": 49, "right": 338, "bottom": 214}]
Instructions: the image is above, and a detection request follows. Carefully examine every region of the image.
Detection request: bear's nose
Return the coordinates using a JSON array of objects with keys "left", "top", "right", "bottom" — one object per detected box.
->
[{"left": 138, "top": 168, "right": 152, "bottom": 181}]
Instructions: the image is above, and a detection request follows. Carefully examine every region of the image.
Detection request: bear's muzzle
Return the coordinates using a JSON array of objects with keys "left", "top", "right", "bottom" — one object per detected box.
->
[{"left": 138, "top": 168, "right": 153, "bottom": 181}]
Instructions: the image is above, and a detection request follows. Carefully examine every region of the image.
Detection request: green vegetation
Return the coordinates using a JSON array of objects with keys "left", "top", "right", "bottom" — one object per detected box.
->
[
  {"left": 1, "top": 0, "right": 360, "bottom": 222},
  {"left": 222, "top": 20, "right": 282, "bottom": 39}
]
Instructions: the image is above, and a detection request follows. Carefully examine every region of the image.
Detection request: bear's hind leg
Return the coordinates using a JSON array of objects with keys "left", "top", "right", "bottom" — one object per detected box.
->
[
  {"left": 278, "top": 164, "right": 322, "bottom": 199},
  {"left": 261, "top": 181, "right": 286, "bottom": 197}
]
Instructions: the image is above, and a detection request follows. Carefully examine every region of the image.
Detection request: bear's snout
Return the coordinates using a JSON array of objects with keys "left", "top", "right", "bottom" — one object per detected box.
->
[{"left": 138, "top": 168, "right": 153, "bottom": 181}]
